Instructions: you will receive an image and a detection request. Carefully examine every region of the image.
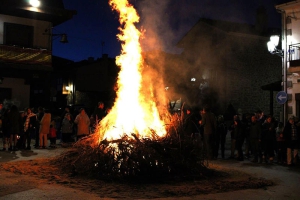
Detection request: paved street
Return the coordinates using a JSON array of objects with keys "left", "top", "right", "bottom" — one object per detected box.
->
[{"left": 0, "top": 140, "right": 299, "bottom": 199}]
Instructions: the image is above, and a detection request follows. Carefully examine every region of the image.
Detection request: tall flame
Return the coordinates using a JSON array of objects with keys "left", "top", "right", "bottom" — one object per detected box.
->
[{"left": 93, "top": 0, "right": 167, "bottom": 144}]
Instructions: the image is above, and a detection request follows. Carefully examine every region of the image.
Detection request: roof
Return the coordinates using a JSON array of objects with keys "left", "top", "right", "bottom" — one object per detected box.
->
[
  {"left": 177, "top": 18, "right": 280, "bottom": 48},
  {"left": 0, "top": 0, "right": 77, "bottom": 26}
]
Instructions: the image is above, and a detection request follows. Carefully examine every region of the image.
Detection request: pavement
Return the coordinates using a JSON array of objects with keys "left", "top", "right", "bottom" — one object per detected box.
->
[{"left": 0, "top": 141, "right": 299, "bottom": 200}]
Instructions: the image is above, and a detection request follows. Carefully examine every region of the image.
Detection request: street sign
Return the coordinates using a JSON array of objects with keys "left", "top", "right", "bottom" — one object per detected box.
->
[{"left": 276, "top": 91, "right": 287, "bottom": 104}]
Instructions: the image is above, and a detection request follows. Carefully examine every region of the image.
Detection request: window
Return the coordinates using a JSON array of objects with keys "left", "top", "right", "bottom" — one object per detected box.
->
[{"left": 3, "top": 22, "right": 34, "bottom": 48}]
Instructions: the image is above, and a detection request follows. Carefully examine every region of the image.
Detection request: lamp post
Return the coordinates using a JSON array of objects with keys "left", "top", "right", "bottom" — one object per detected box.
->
[{"left": 267, "top": 35, "right": 287, "bottom": 124}]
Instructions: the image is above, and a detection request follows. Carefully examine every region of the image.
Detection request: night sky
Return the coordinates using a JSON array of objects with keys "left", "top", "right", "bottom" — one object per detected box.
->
[{"left": 52, "top": 0, "right": 284, "bottom": 62}]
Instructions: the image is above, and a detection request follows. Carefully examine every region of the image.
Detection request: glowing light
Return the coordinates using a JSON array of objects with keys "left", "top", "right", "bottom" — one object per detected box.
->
[
  {"left": 29, "top": 0, "right": 40, "bottom": 8},
  {"left": 91, "top": 0, "right": 167, "bottom": 144}
]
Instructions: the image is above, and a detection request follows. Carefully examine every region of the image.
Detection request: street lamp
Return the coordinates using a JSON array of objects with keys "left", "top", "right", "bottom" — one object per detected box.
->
[
  {"left": 29, "top": 0, "right": 40, "bottom": 7},
  {"left": 267, "top": 34, "right": 287, "bottom": 124},
  {"left": 43, "top": 29, "right": 68, "bottom": 50},
  {"left": 267, "top": 35, "right": 283, "bottom": 56}
]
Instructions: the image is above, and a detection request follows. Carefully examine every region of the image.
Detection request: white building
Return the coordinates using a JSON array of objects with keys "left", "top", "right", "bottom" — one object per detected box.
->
[{"left": 276, "top": 1, "right": 300, "bottom": 121}]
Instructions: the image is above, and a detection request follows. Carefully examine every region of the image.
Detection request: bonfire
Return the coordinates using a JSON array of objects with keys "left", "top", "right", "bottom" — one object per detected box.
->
[{"left": 56, "top": 0, "right": 207, "bottom": 182}]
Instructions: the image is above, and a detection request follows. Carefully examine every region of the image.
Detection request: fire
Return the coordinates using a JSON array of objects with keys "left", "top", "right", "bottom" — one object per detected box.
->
[{"left": 92, "top": 0, "right": 167, "bottom": 144}]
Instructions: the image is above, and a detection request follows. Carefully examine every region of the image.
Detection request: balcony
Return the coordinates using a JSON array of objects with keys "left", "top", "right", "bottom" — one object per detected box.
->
[
  {"left": 289, "top": 43, "right": 300, "bottom": 73},
  {"left": 0, "top": 44, "right": 52, "bottom": 70}
]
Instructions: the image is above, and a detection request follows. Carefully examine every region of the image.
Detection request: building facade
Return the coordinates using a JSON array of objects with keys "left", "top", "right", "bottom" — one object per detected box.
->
[
  {"left": 174, "top": 16, "right": 282, "bottom": 119},
  {"left": 0, "top": 0, "right": 76, "bottom": 110},
  {"left": 276, "top": 1, "right": 300, "bottom": 120}
]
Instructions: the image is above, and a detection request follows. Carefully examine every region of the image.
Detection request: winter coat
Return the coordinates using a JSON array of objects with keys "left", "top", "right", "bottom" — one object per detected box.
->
[
  {"left": 201, "top": 111, "right": 217, "bottom": 135},
  {"left": 262, "top": 122, "right": 276, "bottom": 141},
  {"left": 39, "top": 113, "right": 51, "bottom": 135},
  {"left": 249, "top": 121, "right": 262, "bottom": 140},
  {"left": 61, "top": 117, "right": 73, "bottom": 134},
  {"left": 283, "top": 122, "right": 300, "bottom": 148},
  {"left": 74, "top": 113, "right": 90, "bottom": 136},
  {"left": 24, "top": 113, "right": 37, "bottom": 133},
  {"left": 8, "top": 108, "right": 21, "bottom": 134}
]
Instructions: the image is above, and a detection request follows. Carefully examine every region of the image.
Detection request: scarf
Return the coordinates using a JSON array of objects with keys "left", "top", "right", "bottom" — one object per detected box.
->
[{"left": 24, "top": 112, "right": 36, "bottom": 132}]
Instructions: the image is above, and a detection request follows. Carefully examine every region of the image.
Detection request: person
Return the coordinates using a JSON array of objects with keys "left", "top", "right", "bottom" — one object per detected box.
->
[
  {"left": 59, "top": 106, "right": 73, "bottom": 131},
  {"left": 233, "top": 115, "right": 245, "bottom": 161},
  {"left": 23, "top": 107, "right": 37, "bottom": 150},
  {"left": 243, "top": 113, "right": 252, "bottom": 159},
  {"left": 275, "top": 122, "right": 286, "bottom": 164},
  {"left": 261, "top": 115, "right": 276, "bottom": 163},
  {"left": 16, "top": 111, "right": 26, "bottom": 150},
  {"left": 93, "top": 101, "right": 106, "bottom": 125},
  {"left": 61, "top": 113, "right": 74, "bottom": 144},
  {"left": 7, "top": 105, "right": 21, "bottom": 151},
  {"left": 255, "top": 109, "right": 265, "bottom": 125},
  {"left": 74, "top": 108, "right": 90, "bottom": 141},
  {"left": 1, "top": 108, "right": 10, "bottom": 151},
  {"left": 249, "top": 115, "right": 262, "bottom": 163},
  {"left": 181, "top": 105, "right": 199, "bottom": 140},
  {"left": 48, "top": 124, "right": 57, "bottom": 148},
  {"left": 283, "top": 116, "right": 299, "bottom": 166},
  {"left": 199, "top": 106, "right": 217, "bottom": 160},
  {"left": 227, "top": 115, "right": 238, "bottom": 159},
  {"left": 39, "top": 109, "right": 51, "bottom": 149},
  {"left": 0, "top": 103, "right": 3, "bottom": 143},
  {"left": 216, "top": 115, "right": 227, "bottom": 159},
  {"left": 34, "top": 106, "right": 44, "bottom": 148}
]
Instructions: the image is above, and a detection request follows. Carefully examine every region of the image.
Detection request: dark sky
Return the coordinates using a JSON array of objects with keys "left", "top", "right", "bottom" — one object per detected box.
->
[{"left": 52, "top": 0, "right": 284, "bottom": 62}]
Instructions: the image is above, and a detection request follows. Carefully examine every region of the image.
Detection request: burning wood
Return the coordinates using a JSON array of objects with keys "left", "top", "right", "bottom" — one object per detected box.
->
[{"left": 54, "top": 0, "right": 207, "bottom": 182}]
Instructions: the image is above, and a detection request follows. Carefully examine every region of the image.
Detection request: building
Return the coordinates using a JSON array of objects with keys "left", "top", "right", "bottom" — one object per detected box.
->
[
  {"left": 165, "top": 8, "right": 283, "bottom": 119},
  {"left": 276, "top": 0, "right": 300, "bottom": 120},
  {"left": 60, "top": 54, "right": 119, "bottom": 114},
  {"left": 0, "top": 0, "right": 76, "bottom": 110}
]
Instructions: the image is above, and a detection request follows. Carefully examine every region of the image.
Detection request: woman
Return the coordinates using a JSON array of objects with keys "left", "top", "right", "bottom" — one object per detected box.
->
[
  {"left": 74, "top": 108, "right": 90, "bottom": 141},
  {"left": 23, "top": 108, "right": 37, "bottom": 150},
  {"left": 61, "top": 113, "right": 74, "bottom": 143},
  {"left": 39, "top": 109, "right": 51, "bottom": 149},
  {"left": 7, "top": 105, "right": 21, "bottom": 151}
]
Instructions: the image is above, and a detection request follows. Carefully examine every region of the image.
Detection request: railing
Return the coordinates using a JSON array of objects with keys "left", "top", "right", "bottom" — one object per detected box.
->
[
  {"left": 289, "top": 43, "right": 300, "bottom": 62},
  {"left": 0, "top": 45, "right": 52, "bottom": 66}
]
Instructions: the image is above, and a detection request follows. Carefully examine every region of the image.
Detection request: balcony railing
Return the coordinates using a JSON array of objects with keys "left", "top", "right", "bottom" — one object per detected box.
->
[
  {"left": 288, "top": 43, "right": 300, "bottom": 73},
  {"left": 0, "top": 44, "right": 51, "bottom": 66}
]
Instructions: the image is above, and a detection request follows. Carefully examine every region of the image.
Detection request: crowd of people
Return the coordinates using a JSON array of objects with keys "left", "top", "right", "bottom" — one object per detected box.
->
[
  {"left": 0, "top": 101, "right": 109, "bottom": 151},
  {"left": 1, "top": 100, "right": 299, "bottom": 167},
  {"left": 182, "top": 105, "right": 300, "bottom": 166}
]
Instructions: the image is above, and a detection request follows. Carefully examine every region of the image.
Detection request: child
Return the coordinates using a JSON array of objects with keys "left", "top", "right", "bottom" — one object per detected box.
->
[{"left": 48, "top": 124, "right": 57, "bottom": 148}]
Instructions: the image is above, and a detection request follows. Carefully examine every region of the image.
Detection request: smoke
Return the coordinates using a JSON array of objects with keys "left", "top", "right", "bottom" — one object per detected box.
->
[{"left": 131, "top": 0, "right": 281, "bottom": 113}]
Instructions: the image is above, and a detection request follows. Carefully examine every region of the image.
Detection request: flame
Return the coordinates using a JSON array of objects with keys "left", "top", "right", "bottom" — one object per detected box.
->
[{"left": 92, "top": 0, "right": 167, "bottom": 144}]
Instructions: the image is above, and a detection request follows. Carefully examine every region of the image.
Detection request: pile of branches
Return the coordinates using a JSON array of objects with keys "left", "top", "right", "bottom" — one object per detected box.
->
[{"left": 54, "top": 114, "right": 210, "bottom": 182}]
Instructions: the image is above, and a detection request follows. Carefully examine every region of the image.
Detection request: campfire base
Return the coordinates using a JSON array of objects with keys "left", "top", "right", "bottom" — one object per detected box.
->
[{"left": 55, "top": 134, "right": 210, "bottom": 182}]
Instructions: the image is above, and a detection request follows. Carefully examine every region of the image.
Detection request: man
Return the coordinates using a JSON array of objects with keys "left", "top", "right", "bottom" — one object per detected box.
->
[
  {"left": 249, "top": 115, "right": 262, "bottom": 163},
  {"left": 283, "top": 117, "right": 299, "bottom": 166},
  {"left": 199, "top": 106, "right": 217, "bottom": 160},
  {"left": 34, "top": 106, "right": 44, "bottom": 148}
]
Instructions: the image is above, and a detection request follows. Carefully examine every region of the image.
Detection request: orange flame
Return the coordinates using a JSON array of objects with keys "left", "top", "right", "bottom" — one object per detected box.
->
[{"left": 92, "top": 0, "right": 167, "bottom": 144}]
